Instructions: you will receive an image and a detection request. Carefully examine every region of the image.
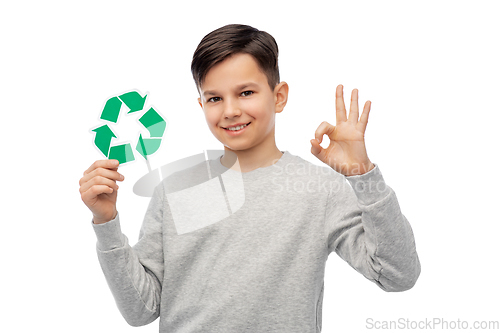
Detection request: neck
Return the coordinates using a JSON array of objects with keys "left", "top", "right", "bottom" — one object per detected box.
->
[{"left": 220, "top": 141, "right": 283, "bottom": 173}]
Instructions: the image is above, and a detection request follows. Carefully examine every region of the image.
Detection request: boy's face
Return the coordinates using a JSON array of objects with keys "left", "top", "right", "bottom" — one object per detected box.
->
[{"left": 198, "top": 53, "right": 288, "bottom": 153}]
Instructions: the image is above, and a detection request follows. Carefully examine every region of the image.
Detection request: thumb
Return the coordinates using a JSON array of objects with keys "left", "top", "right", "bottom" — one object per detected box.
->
[{"left": 310, "top": 139, "right": 323, "bottom": 158}]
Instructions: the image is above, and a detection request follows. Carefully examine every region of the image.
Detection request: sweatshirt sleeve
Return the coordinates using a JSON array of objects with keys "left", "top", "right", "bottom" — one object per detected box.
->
[
  {"left": 325, "top": 163, "right": 421, "bottom": 292},
  {"left": 92, "top": 183, "right": 165, "bottom": 326}
]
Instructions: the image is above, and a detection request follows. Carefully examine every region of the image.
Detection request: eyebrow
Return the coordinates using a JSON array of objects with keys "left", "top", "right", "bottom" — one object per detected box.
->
[{"left": 203, "top": 82, "right": 259, "bottom": 97}]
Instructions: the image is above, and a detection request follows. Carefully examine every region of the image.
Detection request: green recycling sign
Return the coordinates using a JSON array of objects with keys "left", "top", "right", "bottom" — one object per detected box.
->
[{"left": 91, "top": 90, "right": 166, "bottom": 164}]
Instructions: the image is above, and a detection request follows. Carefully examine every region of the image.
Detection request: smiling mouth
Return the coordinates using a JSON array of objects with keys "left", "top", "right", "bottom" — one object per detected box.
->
[{"left": 222, "top": 122, "right": 251, "bottom": 130}]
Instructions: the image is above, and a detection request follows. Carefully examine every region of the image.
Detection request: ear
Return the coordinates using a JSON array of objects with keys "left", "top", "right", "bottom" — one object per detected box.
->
[
  {"left": 274, "top": 81, "right": 289, "bottom": 114},
  {"left": 198, "top": 97, "right": 203, "bottom": 110}
]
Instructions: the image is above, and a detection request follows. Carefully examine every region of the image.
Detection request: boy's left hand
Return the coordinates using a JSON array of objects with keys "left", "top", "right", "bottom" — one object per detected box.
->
[{"left": 310, "top": 84, "right": 375, "bottom": 177}]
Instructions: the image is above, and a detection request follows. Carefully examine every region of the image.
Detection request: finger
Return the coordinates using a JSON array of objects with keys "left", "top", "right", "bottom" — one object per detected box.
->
[
  {"left": 80, "top": 167, "right": 123, "bottom": 187},
  {"left": 79, "top": 166, "right": 118, "bottom": 186},
  {"left": 348, "top": 88, "right": 359, "bottom": 123},
  {"left": 314, "top": 121, "right": 335, "bottom": 144},
  {"left": 335, "top": 84, "right": 347, "bottom": 125},
  {"left": 83, "top": 159, "right": 119, "bottom": 176},
  {"left": 310, "top": 139, "right": 325, "bottom": 160},
  {"left": 80, "top": 174, "right": 119, "bottom": 195},
  {"left": 357, "top": 100, "right": 371, "bottom": 133},
  {"left": 80, "top": 165, "right": 124, "bottom": 186},
  {"left": 310, "top": 137, "right": 333, "bottom": 164},
  {"left": 81, "top": 185, "right": 116, "bottom": 204}
]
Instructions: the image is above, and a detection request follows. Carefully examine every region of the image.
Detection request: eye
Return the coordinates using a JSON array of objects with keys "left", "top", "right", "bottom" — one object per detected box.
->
[
  {"left": 208, "top": 97, "right": 221, "bottom": 103},
  {"left": 241, "top": 91, "right": 253, "bottom": 97}
]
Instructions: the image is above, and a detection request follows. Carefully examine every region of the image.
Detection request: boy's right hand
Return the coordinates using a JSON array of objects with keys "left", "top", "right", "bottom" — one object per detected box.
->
[{"left": 79, "top": 159, "right": 125, "bottom": 224}]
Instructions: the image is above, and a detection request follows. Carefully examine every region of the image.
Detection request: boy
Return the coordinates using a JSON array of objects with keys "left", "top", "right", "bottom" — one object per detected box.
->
[{"left": 79, "top": 24, "right": 420, "bottom": 332}]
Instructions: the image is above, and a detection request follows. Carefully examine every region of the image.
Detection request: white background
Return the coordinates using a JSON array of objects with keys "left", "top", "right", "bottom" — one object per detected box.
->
[{"left": 1, "top": 0, "right": 499, "bottom": 332}]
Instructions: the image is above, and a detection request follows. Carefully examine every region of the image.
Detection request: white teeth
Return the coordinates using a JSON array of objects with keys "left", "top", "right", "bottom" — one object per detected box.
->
[{"left": 226, "top": 123, "right": 249, "bottom": 131}]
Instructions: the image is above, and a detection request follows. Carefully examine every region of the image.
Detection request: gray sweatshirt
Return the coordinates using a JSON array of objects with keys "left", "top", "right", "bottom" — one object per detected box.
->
[{"left": 92, "top": 150, "right": 420, "bottom": 332}]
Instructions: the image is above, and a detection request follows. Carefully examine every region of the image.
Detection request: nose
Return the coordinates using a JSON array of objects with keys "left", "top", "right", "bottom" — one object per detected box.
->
[{"left": 223, "top": 98, "right": 242, "bottom": 119}]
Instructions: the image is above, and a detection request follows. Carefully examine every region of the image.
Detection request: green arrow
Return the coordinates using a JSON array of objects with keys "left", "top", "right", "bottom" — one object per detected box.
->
[
  {"left": 136, "top": 134, "right": 161, "bottom": 159},
  {"left": 108, "top": 143, "right": 135, "bottom": 164},
  {"left": 119, "top": 91, "right": 147, "bottom": 113},
  {"left": 92, "top": 125, "right": 117, "bottom": 157},
  {"left": 100, "top": 96, "right": 122, "bottom": 123},
  {"left": 139, "top": 107, "right": 166, "bottom": 137}
]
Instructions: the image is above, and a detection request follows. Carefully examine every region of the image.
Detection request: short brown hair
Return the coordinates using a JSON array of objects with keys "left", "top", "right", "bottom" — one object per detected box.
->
[{"left": 191, "top": 24, "right": 280, "bottom": 94}]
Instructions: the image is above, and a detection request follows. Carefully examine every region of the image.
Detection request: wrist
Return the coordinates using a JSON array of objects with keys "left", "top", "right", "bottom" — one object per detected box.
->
[
  {"left": 92, "top": 210, "right": 117, "bottom": 225},
  {"left": 344, "top": 162, "right": 375, "bottom": 177}
]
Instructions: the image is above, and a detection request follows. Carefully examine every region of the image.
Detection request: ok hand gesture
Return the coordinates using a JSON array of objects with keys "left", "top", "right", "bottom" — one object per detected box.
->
[{"left": 310, "top": 84, "right": 375, "bottom": 177}]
